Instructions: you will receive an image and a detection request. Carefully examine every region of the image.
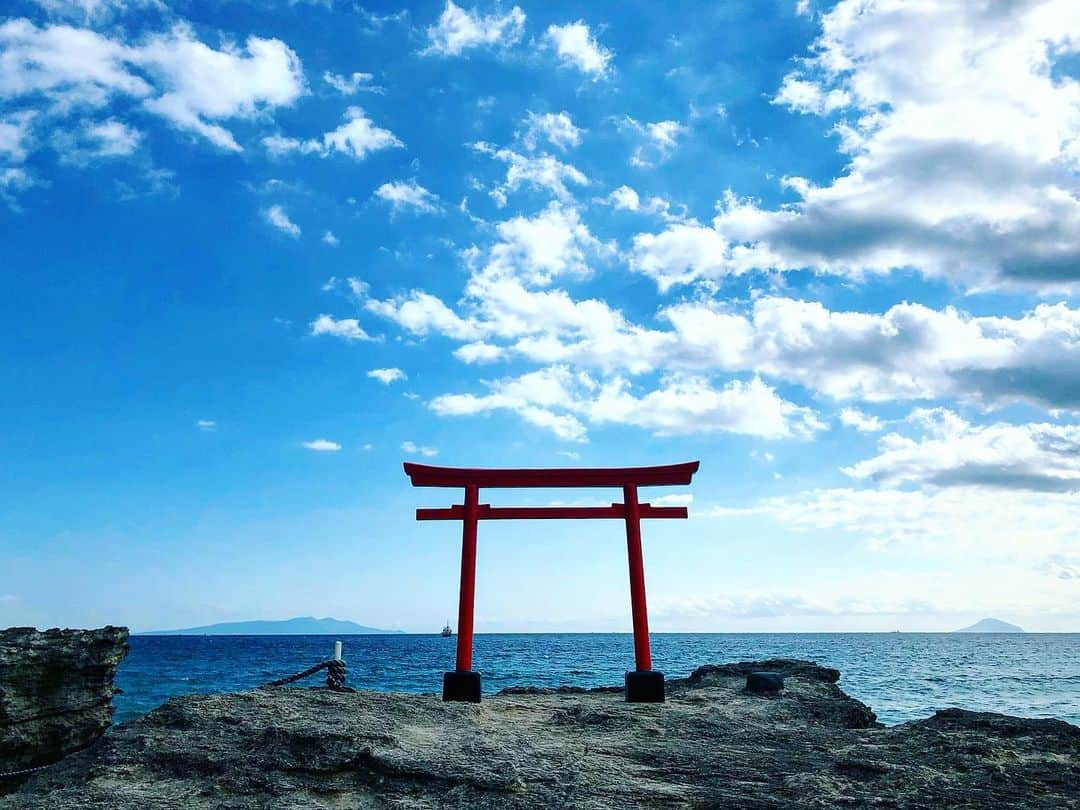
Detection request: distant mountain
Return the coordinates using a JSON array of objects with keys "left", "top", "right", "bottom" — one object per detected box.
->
[
  {"left": 954, "top": 617, "right": 1025, "bottom": 633},
  {"left": 138, "top": 616, "right": 401, "bottom": 635}
]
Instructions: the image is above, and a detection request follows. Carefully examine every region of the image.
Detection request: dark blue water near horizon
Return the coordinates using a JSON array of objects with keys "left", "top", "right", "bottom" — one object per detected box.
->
[{"left": 115, "top": 633, "right": 1080, "bottom": 727}]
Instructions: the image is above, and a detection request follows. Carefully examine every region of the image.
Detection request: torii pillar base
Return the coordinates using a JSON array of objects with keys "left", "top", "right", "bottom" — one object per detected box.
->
[
  {"left": 443, "top": 670, "right": 482, "bottom": 703},
  {"left": 625, "top": 670, "right": 665, "bottom": 703}
]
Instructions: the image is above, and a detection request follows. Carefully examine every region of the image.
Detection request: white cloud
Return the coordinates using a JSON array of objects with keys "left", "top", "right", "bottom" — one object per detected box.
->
[
  {"left": 83, "top": 118, "right": 140, "bottom": 155},
  {"left": 263, "top": 204, "right": 300, "bottom": 237},
  {"left": 718, "top": 486, "right": 1080, "bottom": 562},
  {"left": 545, "top": 21, "right": 612, "bottom": 79},
  {"left": 652, "top": 493, "right": 692, "bottom": 506},
  {"left": 302, "top": 438, "right": 341, "bottom": 452},
  {"left": 620, "top": 117, "right": 687, "bottom": 167},
  {"left": 0, "top": 19, "right": 304, "bottom": 153},
  {"left": 629, "top": 222, "right": 732, "bottom": 290},
  {"left": 839, "top": 407, "right": 883, "bottom": 433},
  {"left": 31, "top": 0, "right": 157, "bottom": 23},
  {"left": 0, "top": 111, "right": 36, "bottom": 163},
  {"left": 323, "top": 70, "right": 383, "bottom": 95},
  {"left": 368, "top": 367, "right": 407, "bottom": 384},
  {"left": 322, "top": 107, "right": 402, "bottom": 157},
  {"left": 423, "top": 0, "right": 525, "bottom": 57},
  {"left": 843, "top": 411, "right": 1080, "bottom": 493},
  {"left": 195, "top": 419, "right": 216, "bottom": 432},
  {"left": 606, "top": 184, "right": 639, "bottom": 210},
  {"left": 430, "top": 366, "right": 824, "bottom": 442},
  {"left": 632, "top": 0, "right": 1080, "bottom": 289},
  {"left": 310, "top": 314, "right": 375, "bottom": 341},
  {"left": 773, "top": 75, "right": 849, "bottom": 115},
  {"left": 133, "top": 26, "right": 304, "bottom": 152},
  {"left": 401, "top": 440, "right": 438, "bottom": 456},
  {"left": 262, "top": 107, "right": 402, "bottom": 161},
  {"left": 374, "top": 179, "right": 441, "bottom": 215},
  {"left": 520, "top": 111, "right": 582, "bottom": 151},
  {"left": 360, "top": 221, "right": 1080, "bottom": 412},
  {"left": 601, "top": 184, "right": 684, "bottom": 220},
  {"left": 472, "top": 141, "right": 588, "bottom": 205},
  {"left": 322, "top": 230, "right": 339, "bottom": 246},
  {"left": 366, "top": 289, "right": 480, "bottom": 341}
]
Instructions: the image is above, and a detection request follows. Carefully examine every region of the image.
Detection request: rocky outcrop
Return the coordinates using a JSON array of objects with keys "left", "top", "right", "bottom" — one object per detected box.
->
[
  {"left": 0, "top": 626, "right": 129, "bottom": 777},
  {"left": 5, "top": 657, "right": 1078, "bottom": 808}
]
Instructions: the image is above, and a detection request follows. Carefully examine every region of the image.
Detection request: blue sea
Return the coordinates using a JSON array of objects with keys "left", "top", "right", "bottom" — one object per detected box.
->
[{"left": 115, "top": 633, "right": 1080, "bottom": 727}]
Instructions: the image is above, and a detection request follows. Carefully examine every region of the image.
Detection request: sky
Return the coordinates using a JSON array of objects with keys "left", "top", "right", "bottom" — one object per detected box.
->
[{"left": 1, "top": 0, "right": 1079, "bottom": 634}]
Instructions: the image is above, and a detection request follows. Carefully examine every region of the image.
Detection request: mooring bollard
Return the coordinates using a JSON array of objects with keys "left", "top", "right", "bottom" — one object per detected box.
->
[{"left": 334, "top": 641, "right": 342, "bottom": 661}]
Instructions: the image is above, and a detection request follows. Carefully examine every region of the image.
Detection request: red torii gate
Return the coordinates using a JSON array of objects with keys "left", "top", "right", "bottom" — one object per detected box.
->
[{"left": 404, "top": 460, "right": 700, "bottom": 703}]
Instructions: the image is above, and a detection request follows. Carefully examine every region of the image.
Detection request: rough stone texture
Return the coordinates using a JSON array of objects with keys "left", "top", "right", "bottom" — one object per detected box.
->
[
  {"left": 0, "top": 626, "right": 129, "bottom": 774},
  {"left": 4, "top": 658, "right": 1079, "bottom": 808}
]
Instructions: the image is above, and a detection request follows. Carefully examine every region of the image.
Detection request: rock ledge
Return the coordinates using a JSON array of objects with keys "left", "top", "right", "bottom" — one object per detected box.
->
[{"left": 5, "top": 658, "right": 1078, "bottom": 808}]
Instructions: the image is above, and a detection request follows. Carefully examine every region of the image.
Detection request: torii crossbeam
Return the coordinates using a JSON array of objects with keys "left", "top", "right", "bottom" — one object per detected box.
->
[{"left": 405, "top": 460, "right": 700, "bottom": 703}]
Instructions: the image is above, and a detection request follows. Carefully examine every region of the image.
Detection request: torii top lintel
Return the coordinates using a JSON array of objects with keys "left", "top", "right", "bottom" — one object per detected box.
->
[{"left": 403, "top": 460, "right": 699, "bottom": 489}]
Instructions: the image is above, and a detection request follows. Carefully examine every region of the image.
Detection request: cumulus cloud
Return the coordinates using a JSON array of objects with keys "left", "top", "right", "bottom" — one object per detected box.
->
[
  {"left": 323, "top": 70, "right": 383, "bottom": 95},
  {"left": 357, "top": 201, "right": 1080, "bottom": 414},
  {"left": 302, "top": 438, "right": 341, "bottom": 452},
  {"left": 52, "top": 117, "right": 142, "bottom": 163},
  {"left": 195, "top": 419, "right": 216, "bottom": 431},
  {"left": 322, "top": 230, "right": 339, "bottom": 246},
  {"left": 263, "top": 204, "right": 300, "bottom": 237},
  {"left": 263, "top": 107, "right": 402, "bottom": 160},
  {"left": 600, "top": 184, "right": 684, "bottom": 220},
  {"left": 619, "top": 116, "right": 687, "bottom": 168},
  {"left": 472, "top": 141, "right": 587, "bottom": 205},
  {"left": 0, "top": 19, "right": 305, "bottom": 153},
  {"left": 374, "top": 179, "right": 441, "bottom": 215},
  {"left": 628, "top": 0, "right": 1080, "bottom": 290},
  {"left": 310, "top": 314, "right": 375, "bottom": 341},
  {"left": 520, "top": 111, "right": 582, "bottom": 152},
  {"left": 843, "top": 411, "right": 1080, "bottom": 493},
  {"left": 0, "top": 111, "right": 36, "bottom": 163},
  {"left": 430, "top": 366, "right": 824, "bottom": 442},
  {"left": 423, "top": 0, "right": 525, "bottom": 56},
  {"left": 545, "top": 21, "right": 612, "bottom": 79},
  {"left": 368, "top": 367, "right": 406, "bottom": 384},
  {"left": 839, "top": 408, "right": 883, "bottom": 433},
  {"left": 401, "top": 440, "right": 438, "bottom": 456}
]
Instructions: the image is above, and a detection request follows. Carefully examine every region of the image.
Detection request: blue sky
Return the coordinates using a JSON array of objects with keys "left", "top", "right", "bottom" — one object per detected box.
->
[{"left": 2, "top": 0, "right": 1078, "bottom": 633}]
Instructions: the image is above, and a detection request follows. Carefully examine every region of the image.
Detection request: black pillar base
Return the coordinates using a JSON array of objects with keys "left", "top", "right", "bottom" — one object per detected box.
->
[
  {"left": 442, "top": 670, "right": 482, "bottom": 702},
  {"left": 746, "top": 671, "right": 784, "bottom": 694},
  {"left": 625, "top": 670, "right": 665, "bottom": 703}
]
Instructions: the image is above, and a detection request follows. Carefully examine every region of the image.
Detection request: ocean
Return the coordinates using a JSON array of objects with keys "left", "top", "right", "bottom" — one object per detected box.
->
[{"left": 115, "top": 632, "right": 1080, "bottom": 727}]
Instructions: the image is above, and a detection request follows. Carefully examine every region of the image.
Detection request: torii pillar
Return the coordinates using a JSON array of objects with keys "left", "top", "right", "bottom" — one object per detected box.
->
[{"left": 405, "top": 461, "right": 700, "bottom": 703}]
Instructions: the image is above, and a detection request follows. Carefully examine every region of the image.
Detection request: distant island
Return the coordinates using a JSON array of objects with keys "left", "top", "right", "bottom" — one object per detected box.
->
[
  {"left": 137, "top": 616, "right": 401, "bottom": 636},
  {"left": 954, "top": 618, "right": 1025, "bottom": 633}
]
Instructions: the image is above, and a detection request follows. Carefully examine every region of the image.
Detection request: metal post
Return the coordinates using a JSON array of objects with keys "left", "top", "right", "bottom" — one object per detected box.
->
[
  {"left": 455, "top": 484, "right": 479, "bottom": 672},
  {"left": 623, "top": 485, "right": 652, "bottom": 672}
]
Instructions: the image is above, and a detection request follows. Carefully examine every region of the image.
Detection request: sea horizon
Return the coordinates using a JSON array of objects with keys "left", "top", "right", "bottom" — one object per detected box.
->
[{"left": 115, "top": 632, "right": 1080, "bottom": 728}]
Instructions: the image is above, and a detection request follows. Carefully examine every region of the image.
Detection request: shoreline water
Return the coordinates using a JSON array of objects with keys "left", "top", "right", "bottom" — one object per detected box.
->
[{"left": 115, "top": 631, "right": 1080, "bottom": 727}]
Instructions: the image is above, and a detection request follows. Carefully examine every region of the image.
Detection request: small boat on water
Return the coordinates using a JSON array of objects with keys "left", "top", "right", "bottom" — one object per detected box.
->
[{"left": 440, "top": 622, "right": 453, "bottom": 637}]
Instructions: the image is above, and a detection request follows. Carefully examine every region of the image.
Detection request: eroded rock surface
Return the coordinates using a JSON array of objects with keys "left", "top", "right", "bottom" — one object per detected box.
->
[
  {"left": 5, "top": 659, "right": 1078, "bottom": 808},
  {"left": 0, "top": 626, "right": 129, "bottom": 775}
]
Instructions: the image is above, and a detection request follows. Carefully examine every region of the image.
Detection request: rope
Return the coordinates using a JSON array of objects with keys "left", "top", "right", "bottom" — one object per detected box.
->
[
  {"left": 260, "top": 658, "right": 355, "bottom": 692},
  {"left": 2, "top": 658, "right": 354, "bottom": 781},
  {"left": 0, "top": 760, "right": 56, "bottom": 780}
]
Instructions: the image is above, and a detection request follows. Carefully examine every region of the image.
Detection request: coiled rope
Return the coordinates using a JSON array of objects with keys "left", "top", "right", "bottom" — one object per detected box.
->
[{"left": 260, "top": 657, "right": 355, "bottom": 692}]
